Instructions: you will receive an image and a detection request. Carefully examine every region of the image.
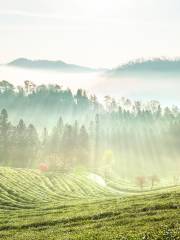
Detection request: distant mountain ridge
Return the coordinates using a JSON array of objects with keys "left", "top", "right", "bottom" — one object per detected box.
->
[
  {"left": 7, "top": 58, "right": 101, "bottom": 73},
  {"left": 108, "top": 58, "right": 180, "bottom": 77},
  {"left": 4, "top": 58, "right": 180, "bottom": 76}
]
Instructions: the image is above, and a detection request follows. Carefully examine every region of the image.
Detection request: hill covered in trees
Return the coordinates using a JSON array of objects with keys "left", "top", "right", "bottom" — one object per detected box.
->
[
  {"left": 0, "top": 80, "right": 180, "bottom": 179},
  {"left": 108, "top": 58, "right": 180, "bottom": 78},
  {"left": 6, "top": 58, "right": 100, "bottom": 73}
]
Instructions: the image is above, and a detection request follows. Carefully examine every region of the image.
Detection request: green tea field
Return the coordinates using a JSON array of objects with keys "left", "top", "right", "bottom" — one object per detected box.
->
[{"left": 0, "top": 167, "right": 179, "bottom": 240}]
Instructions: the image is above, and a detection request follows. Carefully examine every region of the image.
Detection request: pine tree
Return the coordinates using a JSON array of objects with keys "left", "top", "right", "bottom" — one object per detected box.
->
[
  {"left": 62, "top": 124, "right": 74, "bottom": 168},
  {"left": 13, "top": 119, "right": 27, "bottom": 167},
  {"left": 26, "top": 124, "right": 39, "bottom": 168},
  {"left": 0, "top": 109, "right": 10, "bottom": 165},
  {"left": 78, "top": 125, "right": 89, "bottom": 166}
]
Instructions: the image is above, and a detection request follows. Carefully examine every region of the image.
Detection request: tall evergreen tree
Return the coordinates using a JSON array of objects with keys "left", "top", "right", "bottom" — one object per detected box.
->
[
  {"left": 0, "top": 109, "right": 10, "bottom": 165},
  {"left": 13, "top": 119, "right": 27, "bottom": 167},
  {"left": 79, "top": 125, "right": 89, "bottom": 165},
  {"left": 26, "top": 124, "right": 39, "bottom": 167}
]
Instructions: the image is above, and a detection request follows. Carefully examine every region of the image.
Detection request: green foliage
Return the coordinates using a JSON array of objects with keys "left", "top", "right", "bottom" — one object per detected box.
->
[
  {"left": 0, "top": 167, "right": 179, "bottom": 239},
  {"left": 0, "top": 110, "right": 39, "bottom": 168},
  {"left": 1, "top": 81, "right": 180, "bottom": 177}
]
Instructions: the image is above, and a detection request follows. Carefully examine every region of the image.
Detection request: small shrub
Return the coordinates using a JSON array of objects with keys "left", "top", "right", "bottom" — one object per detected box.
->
[{"left": 39, "top": 163, "right": 49, "bottom": 173}]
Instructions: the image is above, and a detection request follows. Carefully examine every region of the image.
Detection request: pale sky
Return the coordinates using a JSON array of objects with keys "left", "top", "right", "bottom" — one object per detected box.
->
[{"left": 0, "top": 0, "right": 180, "bottom": 68}]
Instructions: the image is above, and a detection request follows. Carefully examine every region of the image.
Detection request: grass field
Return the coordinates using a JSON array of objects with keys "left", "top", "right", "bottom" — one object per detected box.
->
[{"left": 0, "top": 167, "right": 179, "bottom": 240}]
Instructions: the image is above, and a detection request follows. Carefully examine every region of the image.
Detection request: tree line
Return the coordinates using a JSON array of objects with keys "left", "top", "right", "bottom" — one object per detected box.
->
[{"left": 0, "top": 80, "right": 180, "bottom": 177}]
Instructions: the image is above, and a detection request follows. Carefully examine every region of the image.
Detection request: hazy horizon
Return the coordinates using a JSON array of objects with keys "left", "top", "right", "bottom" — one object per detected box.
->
[
  {"left": 1, "top": 65, "right": 180, "bottom": 107},
  {"left": 1, "top": 0, "right": 180, "bottom": 68}
]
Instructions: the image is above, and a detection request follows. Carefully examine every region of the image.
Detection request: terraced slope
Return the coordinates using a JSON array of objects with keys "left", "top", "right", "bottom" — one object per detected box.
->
[
  {"left": 0, "top": 168, "right": 121, "bottom": 209},
  {"left": 0, "top": 167, "right": 179, "bottom": 240}
]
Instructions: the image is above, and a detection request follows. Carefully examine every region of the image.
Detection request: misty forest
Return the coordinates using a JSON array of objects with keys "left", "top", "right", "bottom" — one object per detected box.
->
[{"left": 1, "top": 80, "right": 180, "bottom": 180}]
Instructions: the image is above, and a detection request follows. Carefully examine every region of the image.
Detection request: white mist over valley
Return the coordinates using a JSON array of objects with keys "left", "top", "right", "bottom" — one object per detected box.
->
[{"left": 1, "top": 62, "right": 180, "bottom": 106}]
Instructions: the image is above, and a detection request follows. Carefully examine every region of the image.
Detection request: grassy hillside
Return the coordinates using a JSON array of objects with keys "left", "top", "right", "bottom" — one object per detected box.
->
[{"left": 0, "top": 167, "right": 179, "bottom": 240}]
